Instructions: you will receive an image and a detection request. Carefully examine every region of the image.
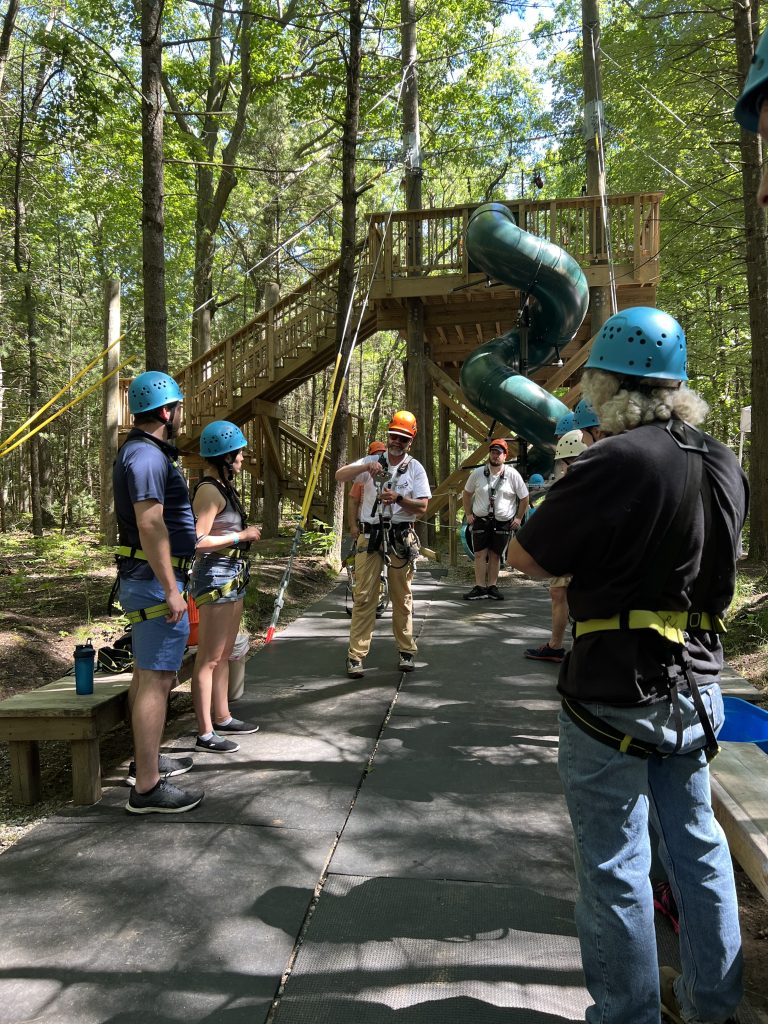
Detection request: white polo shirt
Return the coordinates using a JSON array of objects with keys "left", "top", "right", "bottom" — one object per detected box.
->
[
  {"left": 353, "top": 455, "right": 432, "bottom": 524},
  {"left": 464, "top": 464, "right": 528, "bottom": 521}
]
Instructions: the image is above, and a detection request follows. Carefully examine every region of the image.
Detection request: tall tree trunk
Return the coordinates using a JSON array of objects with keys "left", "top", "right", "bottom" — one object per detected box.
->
[
  {"left": 0, "top": 349, "right": 5, "bottom": 532},
  {"left": 100, "top": 279, "right": 121, "bottom": 544},
  {"left": 13, "top": 48, "right": 42, "bottom": 536},
  {"left": 734, "top": 0, "right": 768, "bottom": 562},
  {"left": 582, "top": 0, "right": 612, "bottom": 333},
  {"left": 401, "top": 0, "right": 427, "bottom": 486},
  {"left": 327, "top": 0, "right": 362, "bottom": 567},
  {"left": 141, "top": 0, "right": 167, "bottom": 371},
  {"left": 0, "top": 0, "right": 19, "bottom": 95}
]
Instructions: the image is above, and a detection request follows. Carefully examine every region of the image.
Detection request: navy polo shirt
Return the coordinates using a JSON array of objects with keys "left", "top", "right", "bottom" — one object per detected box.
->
[{"left": 113, "top": 429, "right": 196, "bottom": 580}]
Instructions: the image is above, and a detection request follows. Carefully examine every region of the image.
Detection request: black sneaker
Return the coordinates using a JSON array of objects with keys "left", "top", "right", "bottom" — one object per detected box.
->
[
  {"left": 126, "top": 754, "right": 193, "bottom": 787},
  {"left": 196, "top": 734, "right": 240, "bottom": 753},
  {"left": 464, "top": 585, "right": 488, "bottom": 601},
  {"left": 126, "top": 779, "right": 204, "bottom": 815},
  {"left": 486, "top": 585, "right": 504, "bottom": 601},
  {"left": 524, "top": 643, "right": 566, "bottom": 663},
  {"left": 398, "top": 652, "right": 416, "bottom": 672},
  {"left": 213, "top": 718, "right": 260, "bottom": 734},
  {"left": 346, "top": 657, "right": 365, "bottom": 678}
]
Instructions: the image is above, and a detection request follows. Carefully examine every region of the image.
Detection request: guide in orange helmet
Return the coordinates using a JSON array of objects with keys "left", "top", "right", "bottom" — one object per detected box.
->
[{"left": 336, "top": 408, "right": 431, "bottom": 679}]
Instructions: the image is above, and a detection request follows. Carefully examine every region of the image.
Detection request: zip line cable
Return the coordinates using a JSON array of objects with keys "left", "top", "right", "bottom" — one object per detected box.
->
[
  {"left": 0, "top": 357, "right": 132, "bottom": 460},
  {"left": 0, "top": 335, "right": 124, "bottom": 454},
  {"left": 264, "top": 64, "right": 412, "bottom": 644}
]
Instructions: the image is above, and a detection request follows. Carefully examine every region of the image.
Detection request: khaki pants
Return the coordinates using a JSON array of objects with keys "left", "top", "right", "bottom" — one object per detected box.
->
[{"left": 348, "top": 534, "right": 416, "bottom": 660}]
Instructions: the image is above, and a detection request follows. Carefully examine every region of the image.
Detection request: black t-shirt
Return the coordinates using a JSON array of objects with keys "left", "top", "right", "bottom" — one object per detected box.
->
[
  {"left": 113, "top": 430, "right": 197, "bottom": 581},
  {"left": 516, "top": 421, "right": 749, "bottom": 705}
]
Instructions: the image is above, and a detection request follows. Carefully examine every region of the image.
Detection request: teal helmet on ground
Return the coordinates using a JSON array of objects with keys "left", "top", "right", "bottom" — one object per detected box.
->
[
  {"left": 585, "top": 307, "right": 687, "bottom": 383},
  {"left": 573, "top": 398, "right": 600, "bottom": 429},
  {"left": 735, "top": 27, "right": 768, "bottom": 132},
  {"left": 555, "top": 412, "right": 576, "bottom": 436},
  {"left": 200, "top": 420, "right": 248, "bottom": 458},
  {"left": 128, "top": 371, "right": 183, "bottom": 414},
  {"left": 528, "top": 473, "right": 545, "bottom": 488}
]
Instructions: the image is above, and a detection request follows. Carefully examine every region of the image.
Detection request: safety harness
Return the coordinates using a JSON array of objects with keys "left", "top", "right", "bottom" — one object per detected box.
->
[
  {"left": 191, "top": 476, "right": 251, "bottom": 606},
  {"left": 565, "top": 420, "right": 723, "bottom": 762},
  {"left": 363, "top": 453, "right": 421, "bottom": 568},
  {"left": 109, "top": 434, "right": 195, "bottom": 624}
]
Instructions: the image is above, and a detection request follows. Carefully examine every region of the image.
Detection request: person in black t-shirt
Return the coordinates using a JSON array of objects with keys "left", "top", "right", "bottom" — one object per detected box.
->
[
  {"left": 114, "top": 371, "right": 203, "bottom": 816},
  {"left": 507, "top": 307, "right": 748, "bottom": 1024}
]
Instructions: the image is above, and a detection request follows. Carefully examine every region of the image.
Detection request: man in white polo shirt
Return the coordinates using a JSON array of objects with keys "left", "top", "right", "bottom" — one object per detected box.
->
[
  {"left": 335, "top": 410, "right": 431, "bottom": 678},
  {"left": 462, "top": 438, "right": 529, "bottom": 601}
]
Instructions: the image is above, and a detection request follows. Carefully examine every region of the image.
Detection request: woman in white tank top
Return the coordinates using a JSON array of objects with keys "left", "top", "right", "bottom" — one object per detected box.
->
[{"left": 191, "top": 421, "right": 262, "bottom": 753}]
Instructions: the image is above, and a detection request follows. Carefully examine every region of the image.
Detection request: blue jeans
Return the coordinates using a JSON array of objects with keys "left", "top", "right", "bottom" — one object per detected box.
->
[{"left": 558, "top": 685, "right": 742, "bottom": 1024}]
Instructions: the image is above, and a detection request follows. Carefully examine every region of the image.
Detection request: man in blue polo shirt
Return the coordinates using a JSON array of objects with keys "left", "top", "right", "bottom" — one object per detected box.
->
[{"left": 114, "top": 371, "right": 203, "bottom": 814}]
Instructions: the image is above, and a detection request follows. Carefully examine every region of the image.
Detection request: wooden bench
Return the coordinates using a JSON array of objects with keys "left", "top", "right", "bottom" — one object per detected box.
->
[{"left": 0, "top": 656, "right": 194, "bottom": 807}]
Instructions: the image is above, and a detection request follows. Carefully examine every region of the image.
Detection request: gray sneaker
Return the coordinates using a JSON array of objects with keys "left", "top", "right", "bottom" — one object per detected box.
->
[
  {"left": 196, "top": 734, "right": 240, "bottom": 753},
  {"left": 398, "top": 652, "right": 416, "bottom": 672},
  {"left": 126, "top": 754, "right": 193, "bottom": 787},
  {"left": 214, "top": 718, "right": 260, "bottom": 734},
  {"left": 126, "top": 779, "right": 204, "bottom": 815},
  {"left": 346, "top": 657, "right": 365, "bottom": 678}
]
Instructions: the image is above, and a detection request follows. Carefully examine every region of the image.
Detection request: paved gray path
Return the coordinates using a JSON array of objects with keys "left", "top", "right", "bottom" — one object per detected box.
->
[{"left": 0, "top": 569, "right": 759, "bottom": 1023}]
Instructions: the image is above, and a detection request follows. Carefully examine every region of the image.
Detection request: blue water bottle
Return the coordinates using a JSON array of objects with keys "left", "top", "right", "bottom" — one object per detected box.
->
[{"left": 74, "top": 639, "right": 95, "bottom": 695}]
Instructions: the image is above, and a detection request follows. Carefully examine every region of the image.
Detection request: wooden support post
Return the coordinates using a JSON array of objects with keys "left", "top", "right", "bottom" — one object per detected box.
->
[
  {"left": 448, "top": 492, "right": 458, "bottom": 568},
  {"left": 261, "top": 414, "right": 281, "bottom": 539},
  {"left": 438, "top": 402, "right": 450, "bottom": 534},
  {"left": 71, "top": 739, "right": 102, "bottom": 805},
  {"left": 9, "top": 740, "right": 41, "bottom": 805},
  {"left": 99, "top": 278, "right": 120, "bottom": 545}
]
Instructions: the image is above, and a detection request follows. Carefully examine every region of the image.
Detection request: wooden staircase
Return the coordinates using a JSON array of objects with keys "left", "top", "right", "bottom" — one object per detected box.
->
[{"left": 120, "top": 192, "right": 662, "bottom": 527}]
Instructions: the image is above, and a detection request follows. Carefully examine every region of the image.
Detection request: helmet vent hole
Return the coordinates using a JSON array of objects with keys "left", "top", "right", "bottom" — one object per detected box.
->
[{"left": 656, "top": 340, "right": 663, "bottom": 347}]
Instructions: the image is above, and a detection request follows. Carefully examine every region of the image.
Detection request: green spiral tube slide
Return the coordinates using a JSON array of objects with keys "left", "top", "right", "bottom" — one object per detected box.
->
[{"left": 459, "top": 203, "right": 589, "bottom": 471}]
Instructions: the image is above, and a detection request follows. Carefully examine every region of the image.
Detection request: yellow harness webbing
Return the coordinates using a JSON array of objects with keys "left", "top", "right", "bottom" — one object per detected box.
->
[
  {"left": 124, "top": 592, "right": 189, "bottom": 625},
  {"left": 194, "top": 570, "right": 248, "bottom": 607},
  {"left": 115, "top": 546, "right": 194, "bottom": 571},
  {"left": 574, "top": 610, "right": 725, "bottom": 645}
]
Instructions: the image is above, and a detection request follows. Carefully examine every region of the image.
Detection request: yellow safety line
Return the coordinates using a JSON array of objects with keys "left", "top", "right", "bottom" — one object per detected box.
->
[
  {"left": 0, "top": 335, "right": 125, "bottom": 453},
  {"left": 0, "top": 357, "right": 132, "bottom": 459}
]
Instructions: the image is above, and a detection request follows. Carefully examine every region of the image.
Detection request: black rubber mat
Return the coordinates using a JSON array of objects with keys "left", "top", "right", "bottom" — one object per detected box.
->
[{"left": 272, "top": 872, "right": 589, "bottom": 1023}]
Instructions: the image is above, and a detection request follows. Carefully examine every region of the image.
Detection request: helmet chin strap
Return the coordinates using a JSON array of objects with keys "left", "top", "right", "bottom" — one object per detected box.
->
[{"left": 157, "top": 404, "right": 177, "bottom": 439}]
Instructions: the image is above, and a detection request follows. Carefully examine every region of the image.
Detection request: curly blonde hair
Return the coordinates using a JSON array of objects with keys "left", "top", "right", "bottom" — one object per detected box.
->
[{"left": 580, "top": 369, "right": 709, "bottom": 436}]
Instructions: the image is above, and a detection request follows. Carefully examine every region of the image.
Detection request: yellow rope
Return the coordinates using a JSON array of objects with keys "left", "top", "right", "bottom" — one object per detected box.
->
[
  {"left": 0, "top": 357, "right": 132, "bottom": 459},
  {"left": 0, "top": 335, "right": 125, "bottom": 454}
]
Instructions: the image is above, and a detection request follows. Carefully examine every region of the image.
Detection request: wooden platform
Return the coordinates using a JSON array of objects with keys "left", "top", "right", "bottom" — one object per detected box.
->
[
  {"left": 0, "top": 657, "right": 194, "bottom": 806},
  {"left": 0, "top": 672, "right": 133, "bottom": 805}
]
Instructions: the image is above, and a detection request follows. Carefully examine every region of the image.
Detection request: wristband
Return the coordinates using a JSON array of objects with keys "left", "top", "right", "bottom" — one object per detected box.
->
[{"left": 228, "top": 532, "right": 240, "bottom": 547}]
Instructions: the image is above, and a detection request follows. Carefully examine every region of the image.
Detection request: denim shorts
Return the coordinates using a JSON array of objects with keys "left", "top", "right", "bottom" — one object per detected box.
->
[
  {"left": 190, "top": 556, "right": 247, "bottom": 605},
  {"left": 119, "top": 577, "right": 189, "bottom": 672}
]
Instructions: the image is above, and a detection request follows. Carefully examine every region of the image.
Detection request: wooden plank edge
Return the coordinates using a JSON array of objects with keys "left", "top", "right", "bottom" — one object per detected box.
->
[{"left": 710, "top": 774, "right": 768, "bottom": 903}]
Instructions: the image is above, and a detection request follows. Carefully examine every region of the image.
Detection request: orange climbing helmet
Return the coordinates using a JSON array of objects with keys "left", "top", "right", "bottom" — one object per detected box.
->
[
  {"left": 367, "top": 440, "right": 387, "bottom": 455},
  {"left": 388, "top": 410, "right": 417, "bottom": 439}
]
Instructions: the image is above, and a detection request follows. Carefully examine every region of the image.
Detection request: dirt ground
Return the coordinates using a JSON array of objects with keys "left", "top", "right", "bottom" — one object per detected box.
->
[{"left": 0, "top": 537, "right": 767, "bottom": 1017}]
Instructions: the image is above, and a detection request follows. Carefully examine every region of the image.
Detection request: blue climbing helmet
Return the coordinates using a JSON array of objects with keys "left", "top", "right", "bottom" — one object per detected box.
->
[
  {"left": 128, "top": 371, "right": 183, "bottom": 414},
  {"left": 573, "top": 398, "right": 600, "bottom": 430},
  {"left": 585, "top": 307, "right": 687, "bottom": 383},
  {"left": 735, "top": 27, "right": 768, "bottom": 132},
  {"left": 199, "top": 420, "right": 248, "bottom": 458},
  {"left": 555, "top": 412, "right": 576, "bottom": 437},
  {"left": 528, "top": 473, "right": 545, "bottom": 488}
]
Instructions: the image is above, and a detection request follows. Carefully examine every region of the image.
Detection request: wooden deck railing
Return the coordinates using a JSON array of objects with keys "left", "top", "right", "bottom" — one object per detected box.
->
[
  {"left": 121, "top": 194, "right": 660, "bottom": 437},
  {"left": 177, "top": 255, "right": 351, "bottom": 431},
  {"left": 364, "top": 193, "right": 662, "bottom": 293}
]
